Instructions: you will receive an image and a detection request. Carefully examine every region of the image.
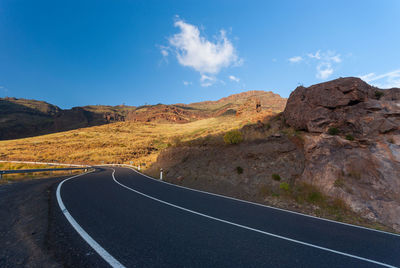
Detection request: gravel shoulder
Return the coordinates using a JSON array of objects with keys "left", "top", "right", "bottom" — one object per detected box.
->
[
  {"left": 0, "top": 174, "right": 106, "bottom": 267},
  {"left": 0, "top": 177, "right": 63, "bottom": 267}
]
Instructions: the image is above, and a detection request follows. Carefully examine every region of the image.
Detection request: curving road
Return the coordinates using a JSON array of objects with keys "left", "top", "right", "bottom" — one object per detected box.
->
[{"left": 56, "top": 167, "right": 400, "bottom": 267}]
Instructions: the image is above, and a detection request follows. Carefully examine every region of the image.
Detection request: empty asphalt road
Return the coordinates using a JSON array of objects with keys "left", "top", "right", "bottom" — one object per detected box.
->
[{"left": 56, "top": 167, "right": 400, "bottom": 267}]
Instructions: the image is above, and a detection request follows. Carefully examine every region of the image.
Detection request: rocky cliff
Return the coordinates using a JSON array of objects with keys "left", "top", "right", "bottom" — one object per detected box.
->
[{"left": 283, "top": 77, "right": 400, "bottom": 231}]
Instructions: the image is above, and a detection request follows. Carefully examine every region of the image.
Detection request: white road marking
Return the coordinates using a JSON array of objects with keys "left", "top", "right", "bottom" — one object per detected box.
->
[
  {"left": 56, "top": 171, "right": 126, "bottom": 268},
  {"left": 115, "top": 164, "right": 400, "bottom": 238},
  {"left": 112, "top": 168, "right": 396, "bottom": 268}
]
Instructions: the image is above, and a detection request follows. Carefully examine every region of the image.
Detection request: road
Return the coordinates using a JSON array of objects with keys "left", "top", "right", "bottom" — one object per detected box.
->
[{"left": 56, "top": 167, "right": 400, "bottom": 267}]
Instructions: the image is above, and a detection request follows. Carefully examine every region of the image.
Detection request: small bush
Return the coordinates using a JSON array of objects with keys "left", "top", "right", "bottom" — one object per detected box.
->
[
  {"left": 280, "top": 182, "right": 290, "bottom": 191},
  {"left": 345, "top": 134, "right": 354, "bottom": 141},
  {"left": 236, "top": 166, "right": 243, "bottom": 174},
  {"left": 271, "top": 173, "right": 281, "bottom": 181},
  {"left": 223, "top": 130, "right": 243, "bottom": 145},
  {"left": 375, "top": 90, "right": 384, "bottom": 100},
  {"left": 334, "top": 178, "right": 345, "bottom": 188},
  {"left": 328, "top": 127, "right": 339, "bottom": 135},
  {"left": 308, "top": 191, "right": 323, "bottom": 203},
  {"left": 332, "top": 198, "right": 347, "bottom": 210}
]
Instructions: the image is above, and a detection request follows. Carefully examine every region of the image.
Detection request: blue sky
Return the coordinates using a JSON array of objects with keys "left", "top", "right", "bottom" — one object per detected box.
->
[{"left": 0, "top": 0, "right": 399, "bottom": 108}]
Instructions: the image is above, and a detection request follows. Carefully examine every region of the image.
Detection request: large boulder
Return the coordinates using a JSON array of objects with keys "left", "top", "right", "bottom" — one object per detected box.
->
[
  {"left": 284, "top": 77, "right": 400, "bottom": 231},
  {"left": 283, "top": 77, "right": 400, "bottom": 136}
]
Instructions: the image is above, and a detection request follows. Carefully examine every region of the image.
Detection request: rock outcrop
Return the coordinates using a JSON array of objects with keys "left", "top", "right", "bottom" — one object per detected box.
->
[{"left": 284, "top": 77, "right": 400, "bottom": 231}]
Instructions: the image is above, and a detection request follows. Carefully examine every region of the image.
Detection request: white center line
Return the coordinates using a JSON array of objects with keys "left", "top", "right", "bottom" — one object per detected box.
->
[{"left": 112, "top": 168, "right": 396, "bottom": 268}]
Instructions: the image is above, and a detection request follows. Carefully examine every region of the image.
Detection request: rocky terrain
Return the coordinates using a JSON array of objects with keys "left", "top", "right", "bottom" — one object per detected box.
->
[
  {"left": 0, "top": 91, "right": 286, "bottom": 140},
  {"left": 0, "top": 98, "right": 131, "bottom": 140},
  {"left": 125, "top": 104, "right": 208, "bottom": 123},
  {"left": 147, "top": 77, "right": 400, "bottom": 232},
  {"left": 284, "top": 77, "right": 400, "bottom": 231}
]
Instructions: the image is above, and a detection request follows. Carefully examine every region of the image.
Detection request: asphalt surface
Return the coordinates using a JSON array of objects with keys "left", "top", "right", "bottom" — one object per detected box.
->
[{"left": 57, "top": 167, "right": 400, "bottom": 267}]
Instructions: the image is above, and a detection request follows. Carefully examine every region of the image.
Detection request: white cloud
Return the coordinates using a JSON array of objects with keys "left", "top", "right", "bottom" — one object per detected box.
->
[
  {"left": 307, "top": 50, "right": 341, "bottom": 63},
  {"left": 229, "top": 75, "right": 240, "bottom": 82},
  {"left": 360, "top": 73, "right": 376, "bottom": 81},
  {"left": 360, "top": 69, "right": 400, "bottom": 88},
  {"left": 307, "top": 50, "right": 341, "bottom": 79},
  {"left": 161, "top": 49, "right": 169, "bottom": 57},
  {"left": 328, "top": 54, "right": 341, "bottom": 63},
  {"left": 168, "top": 19, "right": 240, "bottom": 75},
  {"left": 316, "top": 63, "right": 334, "bottom": 79},
  {"left": 200, "top": 74, "right": 216, "bottom": 87},
  {"left": 288, "top": 56, "right": 303, "bottom": 63},
  {"left": 307, "top": 51, "right": 321, "bottom": 60},
  {"left": 158, "top": 45, "right": 170, "bottom": 57},
  {"left": 183, "top": 81, "right": 192, "bottom": 86}
]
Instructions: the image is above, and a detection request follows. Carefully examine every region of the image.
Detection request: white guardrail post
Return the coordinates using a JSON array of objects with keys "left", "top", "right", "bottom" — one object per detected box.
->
[{"left": 160, "top": 168, "right": 163, "bottom": 180}]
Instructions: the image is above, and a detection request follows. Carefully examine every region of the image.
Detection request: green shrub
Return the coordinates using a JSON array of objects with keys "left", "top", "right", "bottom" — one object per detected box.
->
[
  {"left": 280, "top": 182, "right": 290, "bottom": 191},
  {"left": 223, "top": 130, "right": 243, "bottom": 145},
  {"left": 236, "top": 166, "right": 243, "bottom": 174},
  {"left": 328, "top": 127, "right": 339, "bottom": 135},
  {"left": 375, "top": 91, "right": 384, "bottom": 100},
  {"left": 308, "top": 191, "right": 323, "bottom": 203},
  {"left": 271, "top": 173, "right": 281, "bottom": 181},
  {"left": 345, "top": 134, "right": 354, "bottom": 141}
]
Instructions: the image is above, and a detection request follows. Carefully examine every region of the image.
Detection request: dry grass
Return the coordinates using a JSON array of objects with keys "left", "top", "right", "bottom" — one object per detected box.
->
[
  {"left": 0, "top": 162, "right": 83, "bottom": 184},
  {"left": 0, "top": 115, "right": 246, "bottom": 167}
]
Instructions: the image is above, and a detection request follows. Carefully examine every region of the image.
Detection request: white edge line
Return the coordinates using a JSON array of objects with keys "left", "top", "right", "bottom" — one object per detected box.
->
[
  {"left": 107, "top": 164, "right": 400, "bottom": 238},
  {"left": 111, "top": 168, "right": 396, "bottom": 268},
  {"left": 56, "top": 170, "right": 126, "bottom": 268}
]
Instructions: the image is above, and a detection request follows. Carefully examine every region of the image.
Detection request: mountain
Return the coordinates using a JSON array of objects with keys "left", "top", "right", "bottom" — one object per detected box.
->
[
  {"left": 0, "top": 91, "right": 286, "bottom": 140},
  {"left": 0, "top": 98, "right": 133, "bottom": 140},
  {"left": 126, "top": 90, "right": 286, "bottom": 123},
  {"left": 186, "top": 90, "right": 285, "bottom": 113}
]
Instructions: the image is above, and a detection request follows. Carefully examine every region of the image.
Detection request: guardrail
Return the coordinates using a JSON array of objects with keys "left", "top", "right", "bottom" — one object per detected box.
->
[
  {"left": 0, "top": 160, "right": 89, "bottom": 167},
  {"left": 0, "top": 167, "right": 92, "bottom": 179}
]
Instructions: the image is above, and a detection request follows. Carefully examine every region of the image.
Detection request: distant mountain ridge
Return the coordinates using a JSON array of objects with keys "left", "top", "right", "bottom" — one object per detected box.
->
[{"left": 0, "top": 90, "right": 286, "bottom": 140}]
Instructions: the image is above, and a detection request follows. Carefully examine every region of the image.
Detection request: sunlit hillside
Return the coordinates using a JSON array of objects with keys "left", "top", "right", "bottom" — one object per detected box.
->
[{"left": 0, "top": 115, "right": 253, "bottom": 167}]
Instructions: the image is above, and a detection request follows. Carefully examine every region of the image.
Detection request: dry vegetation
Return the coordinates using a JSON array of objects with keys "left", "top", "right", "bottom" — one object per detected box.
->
[
  {"left": 0, "top": 115, "right": 247, "bottom": 167},
  {"left": 0, "top": 112, "right": 394, "bottom": 232},
  {"left": 0, "top": 162, "right": 83, "bottom": 184}
]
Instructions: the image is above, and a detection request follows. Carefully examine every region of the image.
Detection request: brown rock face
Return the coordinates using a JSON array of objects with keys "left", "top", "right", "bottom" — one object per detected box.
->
[
  {"left": 284, "top": 77, "right": 400, "bottom": 231},
  {"left": 283, "top": 77, "right": 399, "bottom": 135}
]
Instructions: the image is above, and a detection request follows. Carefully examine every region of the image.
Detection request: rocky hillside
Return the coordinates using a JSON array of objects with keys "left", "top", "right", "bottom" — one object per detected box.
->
[
  {"left": 1, "top": 91, "right": 286, "bottom": 140},
  {"left": 125, "top": 105, "right": 208, "bottom": 123},
  {"left": 185, "top": 90, "right": 286, "bottom": 114},
  {"left": 147, "top": 77, "right": 400, "bottom": 232},
  {"left": 0, "top": 98, "right": 131, "bottom": 140}
]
